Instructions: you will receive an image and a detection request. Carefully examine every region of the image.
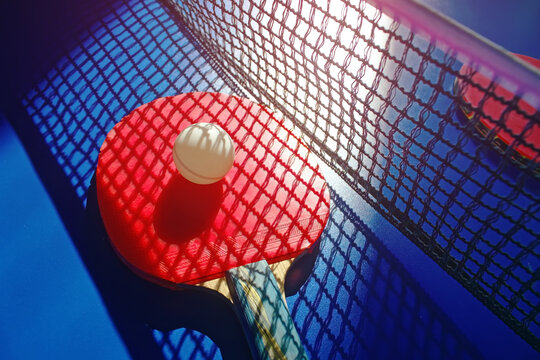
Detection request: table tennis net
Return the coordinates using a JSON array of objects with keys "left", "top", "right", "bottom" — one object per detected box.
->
[
  {"left": 163, "top": 0, "right": 540, "bottom": 350},
  {"left": 17, "top": 0, "right": 539, "bottom": 354}
]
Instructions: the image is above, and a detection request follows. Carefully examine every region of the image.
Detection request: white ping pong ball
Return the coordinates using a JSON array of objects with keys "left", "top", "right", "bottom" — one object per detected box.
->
[{"left": 172, "top": 122, "right": 235, "bottom": 184}]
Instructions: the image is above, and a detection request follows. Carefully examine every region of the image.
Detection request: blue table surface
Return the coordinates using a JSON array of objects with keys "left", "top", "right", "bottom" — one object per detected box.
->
[{"left": 1, "top": 1, "right": 539, "bottom": 359}]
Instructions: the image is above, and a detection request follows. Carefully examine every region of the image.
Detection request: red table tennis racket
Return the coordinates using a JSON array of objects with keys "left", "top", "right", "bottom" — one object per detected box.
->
[
  {"left": 96, "top": 92, "right": 330, "bottom": 359},
  {"left": 454, "top": 53, "right": 540, "bottom": 173}
]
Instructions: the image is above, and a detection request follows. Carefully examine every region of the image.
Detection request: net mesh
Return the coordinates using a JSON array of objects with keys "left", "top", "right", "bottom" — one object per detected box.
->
[
  {"left": 8, "top": 0, "right": 540, "bottom": 355},
  {"left": 166, "top": 0, "right": 540, "bottom": 350}
]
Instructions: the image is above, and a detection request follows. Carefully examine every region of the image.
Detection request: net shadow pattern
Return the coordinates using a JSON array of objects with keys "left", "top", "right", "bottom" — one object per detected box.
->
[
  {"left": 12, "top": 0, "right": 325, "bottom": 358},
  {"left": 4, "top": 0, "right": 537, "bottom": 357},
  {"left": 22, "top": 0, "right": 229, "bottom": 202},
  {"left": 153, "top": 329, "right": 221, "bottom": 359},
  {"left": 16, "top": 0, "right": 230, "bottom": 358},
  {"left": 95, "top": 92, "right": 329, "bottom": 286},
  {"left": 168, "top": 0, "right": 540, "bottom": 350},
  {"left": 290, "top": 189, "right": 483, "bottom": 359}
]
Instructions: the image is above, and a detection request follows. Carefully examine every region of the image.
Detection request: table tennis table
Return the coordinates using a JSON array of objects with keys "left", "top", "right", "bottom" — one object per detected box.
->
[{"left": 1, "top": 0, "right": 538, "bottom": 359}]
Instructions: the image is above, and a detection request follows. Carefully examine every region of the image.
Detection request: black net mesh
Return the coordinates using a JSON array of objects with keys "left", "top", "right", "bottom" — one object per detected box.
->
[
  {"left": 165, "top": 0, "right": 540, "bottom": 350},
  {"left": 4, "top": 0, "right": 539, "bottom": 356}
]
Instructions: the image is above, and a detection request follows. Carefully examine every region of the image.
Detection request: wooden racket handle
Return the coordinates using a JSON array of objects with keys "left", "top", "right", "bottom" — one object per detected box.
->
[{"left": 226, "top": 260, "right": 309, "bottom": 360}]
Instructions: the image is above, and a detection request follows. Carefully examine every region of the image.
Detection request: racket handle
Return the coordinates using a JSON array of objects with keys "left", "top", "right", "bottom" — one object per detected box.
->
[{"left": 226, "top": 260, "right": 309, "bottom": 360}]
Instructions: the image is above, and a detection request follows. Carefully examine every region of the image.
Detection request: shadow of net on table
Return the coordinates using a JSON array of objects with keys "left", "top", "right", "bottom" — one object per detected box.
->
[
  {"left": 289, "top": 190, "right": 484, "bottom": 359},
  {"left": 1, "top": 0, "right": 483, "bottom": 358},
  {"left": 1, "top": 0, "right": 245, "bottom": 359}
]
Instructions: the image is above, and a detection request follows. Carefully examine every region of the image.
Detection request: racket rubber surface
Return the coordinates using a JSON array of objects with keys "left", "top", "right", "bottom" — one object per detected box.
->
[{"left": 96, "top": 92, "right": 330, "bottom": 287}]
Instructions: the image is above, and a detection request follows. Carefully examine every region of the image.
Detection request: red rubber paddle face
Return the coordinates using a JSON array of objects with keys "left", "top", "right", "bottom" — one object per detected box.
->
[
  {"left": 96, "top": 93, "right": 330, "bottom": 286},
  {"left": 455, "top": 54, "right": 540, "bottom": 164}
]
